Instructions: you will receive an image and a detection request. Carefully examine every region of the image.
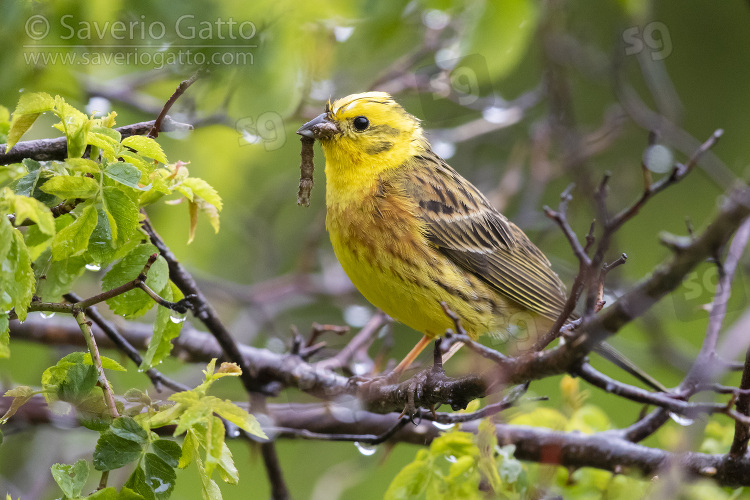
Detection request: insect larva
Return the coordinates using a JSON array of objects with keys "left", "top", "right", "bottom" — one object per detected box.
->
[{"left": 297, "top": 136, "right": 315, "bottom": 206}]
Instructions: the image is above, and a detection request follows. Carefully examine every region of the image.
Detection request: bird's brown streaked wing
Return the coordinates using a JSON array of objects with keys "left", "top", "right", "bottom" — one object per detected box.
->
[{"left": 400, "top": 152, "right": 569, "bottom": 321}]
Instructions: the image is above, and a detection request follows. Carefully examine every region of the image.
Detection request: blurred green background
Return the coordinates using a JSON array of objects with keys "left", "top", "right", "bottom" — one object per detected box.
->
[{"left": 2, "top": 0, "right": 750, "bottom": 498}]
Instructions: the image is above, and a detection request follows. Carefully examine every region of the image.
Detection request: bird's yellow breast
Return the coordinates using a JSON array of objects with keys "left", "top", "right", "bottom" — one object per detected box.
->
[{"left": 325, "top": 176, "right": 508, "bottom": 340}]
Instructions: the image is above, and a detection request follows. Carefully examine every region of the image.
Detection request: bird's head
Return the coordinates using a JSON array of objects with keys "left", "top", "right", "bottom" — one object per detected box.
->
[{"left": 297, "top": 92, "right": 427, "bottom": 186}]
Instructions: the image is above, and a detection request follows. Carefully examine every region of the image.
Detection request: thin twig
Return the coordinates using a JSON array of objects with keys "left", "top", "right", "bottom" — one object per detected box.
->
[
  {"left": 73, "top": 308, "right": 118, "bottom": 420},
  {"left": 148, "top": 73, "right": 200, "bottom": 139},
  {"left": 64, "top": 293, "right": 189, "bottom": 393}
]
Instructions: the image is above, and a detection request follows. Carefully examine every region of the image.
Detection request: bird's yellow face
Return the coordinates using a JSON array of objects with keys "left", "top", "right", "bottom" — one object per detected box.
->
[{"left": 297, "top": 92, "right": 427, "bottom": 198}]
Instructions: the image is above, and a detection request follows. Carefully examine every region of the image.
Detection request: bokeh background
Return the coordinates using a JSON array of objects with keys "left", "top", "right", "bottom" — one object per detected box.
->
[{"left": 2, "top": 0, "right": 750, "bottom": 498}]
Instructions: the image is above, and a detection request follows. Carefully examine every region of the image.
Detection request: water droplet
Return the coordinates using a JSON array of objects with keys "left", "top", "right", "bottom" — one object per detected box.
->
[
  {"left": 669, "top": 412, "right": 694, "bottom": 426},
  {"left": 354, "top": 442, "right": 377, "bottom": 456},
  {"left": 169, "top": 314, "right": 186, "bottom": 324},
  {"left": 445, "top": 455, "right": 457, "bottom": 463},
  {"left": 643, "top": 144, "right": 674, "bottom": 174},
  {"left": 432, "top": 421, "right": 455, "bottom": 430},
  {"left": 40, "top": 311, "right": 55, "bottom": 319},
  {"left": 344, "top": 305, "right": 372, "bottom": 328},
  {"left": 422, "top": 10, "right": 450, "bottom": 30},
  {"left": 85, "top": 263, "right": 101, "bottom": 271},
  {"left": 604, "top": 382, "right": 615, "bottom": 392},
  {"left": 333, "top": 25, "right": 354, "bottom": 42},
  {"left": 227, "top": 427, "right": 241, "bottom": 438}
]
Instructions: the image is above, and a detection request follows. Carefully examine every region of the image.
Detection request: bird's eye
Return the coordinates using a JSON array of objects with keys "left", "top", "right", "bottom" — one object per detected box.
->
[{"left": 353, "top": 116, "right": 369, "bottom": 132}]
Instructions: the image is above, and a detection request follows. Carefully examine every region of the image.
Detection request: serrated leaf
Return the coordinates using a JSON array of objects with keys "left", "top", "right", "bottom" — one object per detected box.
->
[
  {"left": 121, "top": 153, "right": 156, "bottom": 175},
  {"left": 6, "top": 92, "right": 55, "bottom": 151},
  {"left": 121, "top": 136, "right": 168, "bottom": 164},
  {"left": 51, "top": 204, "right": 98, "bottom": 260},
  {"left": 173, "top": 401, "right": 212, "bottom": 437},
  {"left": 41, "top": 354, "right": 99, "bottom": 404},
  {"left": 197, "top": 198, "right": 220, "bottom": 234},
  {"left": 0, "top": 226, "right": 34, "bottom": 320},
  {"left": 87, "top": 132, "right": 120, "bottom": 161},
  {"left": 384, "top": 459, "right": 432, "bottom": 500},
  {"left": 101, "top": 244, "right": 168, "bottom": 318},
  {"left": 51, "top": 459, "right": 89, "bottom": 499},
  {"left": 179, "top": 429, "right": 199, "bottom": 469},
  {"left": 102, "top": 186, "right": 139, "bottom": 245},
  {"left": 110, "top": 416, "right": 149, "bottom": 444},
  {"left": 204, "top": 416, "right": 225, "bottom": 477},
  {"left": 142, "top": 452, "right": 177, "bottom": 500},
  {"left": 151, "top": 439, "right": 181, "bottom": 468},
  {"left": 140, "top": 282, "right": 183, "bottom": 371},
  {"left": 181, "top": 178, "right": 222, "bottom": 211},
  {"left": 203, "top": 396, "right": 267, "bottom": 439},
  {"left": 10, "top": 194, "right": 55, "bottom": 235},
  {"left": 94, "top": 418, "right": 147, "bottom": 471},
  {"left": 90, "top": 125, "right": 121, "bottom": 143},
  {"left": 36, "top": 252, "right": 87, "bottom": 301},
  {"left": 1, "top": 385, "right": 35, "bottom": 422},
  {"left": 13, "top": 159, "right": 42, "bottom": 198},
  {"left": 54, "top": 96, "right": 91, "bottom": 158},
  {"left": 65, "top": 158, "right": 101, "bottom": 174},
  {"left": 105, "top": 162, "right": 150, "bottom": 191},
  {"left": 40, "top": 175, "right": 99, "bottom": 199},
  {"left": 95, "top": 354, "right": 127, "bottom": 372}
]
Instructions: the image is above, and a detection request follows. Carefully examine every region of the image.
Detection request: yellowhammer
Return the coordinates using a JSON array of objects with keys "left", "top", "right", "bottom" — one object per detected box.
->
[{"left": 297, "top": 91, "right": 662, "bottom": 390}]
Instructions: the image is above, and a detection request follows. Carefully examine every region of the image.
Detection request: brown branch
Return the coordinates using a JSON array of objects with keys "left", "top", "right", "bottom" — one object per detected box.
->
[
  {"left": 147, "top": 73, "right": 199, "bottom": 139},
  {"left": 0, "top": 118, "right": 192, "bottom": 165}
]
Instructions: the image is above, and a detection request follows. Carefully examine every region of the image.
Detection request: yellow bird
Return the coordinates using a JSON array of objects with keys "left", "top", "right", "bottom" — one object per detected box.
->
[{"left": 297, "top": 91, "right": 662, "bottom": 389}]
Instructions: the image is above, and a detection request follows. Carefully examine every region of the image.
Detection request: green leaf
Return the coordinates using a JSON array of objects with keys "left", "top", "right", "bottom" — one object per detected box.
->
[
  {"left": 181, "top": 178, "right": 223, "bottom": 211},
  {"left": 110, "top": 416, "right": 149, "bottom": 444},
  {"left": 51, "top": 459, "right": 89, "bottom": 499},
  {"left": 140, "top": 282, "right": 183, "bottom": 371},
  {"left": 94, "top": 355, "right": 127, "bottom": 372},
  {"left": 40, "top": 175, "right": 99, "bottom": 199},
  {"left": 105, "top": 162, "right": 151, "bottom": 191},
  {"left": 10, "top": 194, "right": 55, "bottom": 235},
  {"left": 0, "top": 224, "right": 34, "bottom": 321},
  {"left": 6, "top": 92, "right": 55, "bottom": 151},
  {"left": 36, "top": 253, "right": 87, "bottom": 301},
  {"left": 0, "top": 314, "right": 8, "bottom": 358},
  {"left": 142, "top": 452, "right": 177, "bottom": 500},
  {"left": 151, "top": 439, "right": 181, "bottom": 469},
  {"left": 203, "top": 396, "right": 267, "bottom": 439},
  {"left": 178, "top": 429, "right": 199, "bottom": 469},
  {"left": 51, "top": 204, "right": 98, "bottom": 261},
  {"left": 102, "top": 244, "right": 168, "bottom": 318},
  {"left": 86, "top": 487, "right": 120, "bottom": 500},
  {"left": 13, "top": 159, "right": 44, "bottom": 198},
  {"left": 384, "top": 458, "right": 432, "bottom": 500},
  {"left": 53, "top": 96, "right": 92, "bottom": 158},
  {"left": 65, "top": 158, "right": 101, "bottom": 174},
  {"left": 121, "top": 136, "right": 168, "bottom": 164},
  {"left": 1, "top": 385, "right": 35, "bottom": 422},
  {"left": 94, "top": 417, "right": 148, "bottom": 471},
  {"left": 42, "top": 355, "right": 98, "bottom": 404},
  {"left": 87, "top": 132, "right": 120, "bottom": 161},
  {"left": 102, "top": 187, "right": 140, "bottom": 245}
]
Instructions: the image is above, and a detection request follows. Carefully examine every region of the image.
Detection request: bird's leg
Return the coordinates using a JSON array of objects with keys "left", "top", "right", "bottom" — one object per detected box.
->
[{"left": 393, "top": 334, "right": 432, "bottom": 375}]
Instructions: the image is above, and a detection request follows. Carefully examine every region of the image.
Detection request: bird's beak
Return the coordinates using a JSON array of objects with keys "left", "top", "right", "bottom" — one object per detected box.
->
[{"left": 297, "top": 113, "right": 339, "bottom": 140}]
